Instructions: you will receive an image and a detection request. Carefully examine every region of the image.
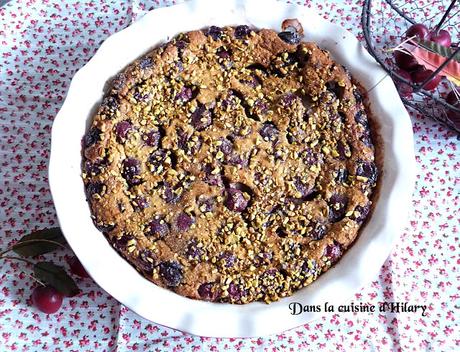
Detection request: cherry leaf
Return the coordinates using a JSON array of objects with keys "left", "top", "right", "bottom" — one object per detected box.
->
[
  {"left": 13, "top": 228, "right": 66, "bottom": 257},
  {"left": 34, "top": 262, "right": 80, "bottom": 297},
  {"left": 416, "top": 39, "right": 460, "bottom": 63}
]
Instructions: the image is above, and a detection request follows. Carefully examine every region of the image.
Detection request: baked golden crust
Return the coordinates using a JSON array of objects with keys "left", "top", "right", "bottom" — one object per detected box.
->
[{"left": 82, "top": 25, "right": 378, "bottom": 303}]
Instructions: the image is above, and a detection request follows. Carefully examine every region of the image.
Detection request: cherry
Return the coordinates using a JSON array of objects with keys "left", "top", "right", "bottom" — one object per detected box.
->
[
  {"left": 309, "top": 222, "right": 327, "bottom": 240},
  {"left": 139, "top": 57, "right": 153, "bottom": 69},
  {"left": 429, "top": 29, "right": 451, "bottom": 47},
  {"left": 446, "top": 89, "right": 460, "bottom": 107},
  {"left": 185, "top": 239, "right": 204, "bottom": 262},
  {"left": 115, "top": 121, "right": 132, "bottom": 143},
  {"left": 278, "top": 31, "right": 301, "bottom": 44},
  {"left": 405, "top": 23, "right": 429, "bottom": 41},
  {"left": 411, "top": 68, "right": 441, "bottom": 90},
  {"left": 122, "top": 158, "right": 142, "bottom": 186},
  {"left": 356, "top": 161, "right": 378, "bottom": 184},
  {"left": 147, "top": 218, "right": 170, "bottom": 240},
  {"left": 175, "top": 86, "right": 193, "bottom": 102},
  {"left": 395, "top": 69, "right": 412, "bottom": 81},
  {"left": 351, "top": 204, "right": 371, "bottom": 224},
  {"left": 198, "top": 282, "right": 219, "bottom": 301},
  {"left": 82, "top": 127, "right": 101, "bottom": 148},
  {"left": 174, "top": 212, "right": 194, "bottom": 232},
  {"left": 207, "top": 26, "right": 223, "bottom": 40},
  {"left": 224, "top": 188, "right": 249, "bottom": 212},
  {"left": 159, "top": 261, "right": 183, "bottom": 287},
  {"left": 227, "top": 282, "right": 244, "bottom": 301},
  {"left": 259, "top": 122, "right": 279, "bottom": 141},
  {"left": 328, "top": 194, "right": 349, "bottom": 223},
  {"left": 394, "top": 51, "right": 418, "bottom": 71},
  {"left": 394, "top": 69, "right": 413, "bottom": 97},
  {"left": 68, "top": 256, "right": 89, "bottom": 278},
  {"left": 32, "top": 286, "right": 63, "bottom": 314},
  {"left": 85, "top": 181, "right": 104, "bottom": 198},
  {"left": 234, "top": 25, "right": 250, "bottom": 39},
  {"left": 144, "top": 129, "right": 161, "bottom": 147},
  {"left": 446, "top": 89, "right": 460, "bottom": 127},
  {"left": 324, "top": 242, "right": 342, "bottom": 263}
]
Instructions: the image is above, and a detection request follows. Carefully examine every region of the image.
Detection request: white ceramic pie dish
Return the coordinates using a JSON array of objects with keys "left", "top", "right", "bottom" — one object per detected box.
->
[{"left": 49, "top": 0, "right": 415, "bottom": 337}]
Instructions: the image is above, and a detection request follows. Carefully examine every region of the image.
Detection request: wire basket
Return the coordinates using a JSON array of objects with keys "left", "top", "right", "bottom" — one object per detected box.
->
[{"left": 362, "top": 0, "right": 460, "bottom": 133}]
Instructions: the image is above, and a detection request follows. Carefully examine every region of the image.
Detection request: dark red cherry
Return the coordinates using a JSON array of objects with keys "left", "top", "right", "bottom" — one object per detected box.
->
[
  {"left": 328, "top": 194, "right": 349, "bottom": 223},
  {"left": 115, "top": 121, "right": 132, "bottom": 143},
  {"left": 159, "top": 261, "right": 183, "bottom": 287},
  {"left": 324, "top": 241, "right": 342, "bottom": 263},
  {"left": 207, "top": 26, "right": 223, "bottom": 40},
  {"left": 356, "top": 161, "right": 378, "bottom": 184},
  {"left": 394, "top": 51, "right": 418, "bottom": 71},
  {"left": 198, "top": 282, "right": 220, "bottom": 301},
  {"left": 446, "top": 89, "right": 459, "bottom": 107},
  {"left": 309, "top": 222, "right": 327, "bottom": 240},
  {"left": 429, "top": 29, "right": 451, "bottom": 47},
  {"left": 259, "top": 122, "right": 279, "bottom": 141},
  {"left": 234, "top": 25, "right": 250, "bottom": 39},
  {"left": 144, "top": 129, "right": 161, "bottom": 147},
  {"left": 82, "top": 127, "right": 101, "bottom": 148},
  {"left": 174, "top": 212, "right": 194, "bottom": 232},
  {"left": 68, "top": 256, "right": 89, "bottom": 278},
  {"left": 411, "top": 68, "right": 441, "bottom": 91},
  {"left": 122, "top": 158, "right": 142, "bottom": 186},
  {"left": 31, "top": 286, "right": 63, "bottom": 314},
  {"left": 185, "top": 238, "right": 204, "bottom": 262},
  {"left": 147, "top": 218, "right": 170, "bottom": 240},
  {"left": 351, "top": 204, "right": 371, "bottom": 224},
  {"left": 405, "top": 23, "right": 429, "bottom": 41},
  {"left": 293, "top": 177, "right": 316, "bottom": 199},
  {"left": 131, "top": 196, "right": 149, "bottom": 212},
  {"left": 227, "top": 283, "right": 245, "bottom": 301},
  {"left": 191, "top": 105, "right": 212, "bottom": 131},
  {"left": 175, "top": 86, "right": 193, "bottom": 102},
  {"left": 394, "top": 69, "right": 413, "bottom": 97},
  {"left": 218, "top": 251, "right": 237, "bottom": 268},
  {"left": 224, "top": 189, "right": 249, "bottom": 212},
  {"left": 446, "top": 89, "right": 460, "bottom": 126}
]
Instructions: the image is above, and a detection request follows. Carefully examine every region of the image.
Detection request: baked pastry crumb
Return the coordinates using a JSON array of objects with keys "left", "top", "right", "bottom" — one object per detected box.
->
[{"left": 82, "top": 24, "right": 379, "bottom": 304}]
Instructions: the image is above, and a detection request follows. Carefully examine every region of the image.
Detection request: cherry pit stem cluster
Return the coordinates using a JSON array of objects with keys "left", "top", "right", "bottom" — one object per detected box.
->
[{"left": 1, "top": 228, "right": 89, "bottom": 314}]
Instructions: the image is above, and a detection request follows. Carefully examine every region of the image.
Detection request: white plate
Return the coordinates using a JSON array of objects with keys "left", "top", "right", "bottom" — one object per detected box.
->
[{"left": 49, "top": 0, "right": 415, "bottom": 337}]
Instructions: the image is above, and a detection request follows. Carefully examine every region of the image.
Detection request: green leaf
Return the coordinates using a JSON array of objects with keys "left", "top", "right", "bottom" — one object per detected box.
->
[
  {"left": 416, "top": 39, "right": 460, "bottom": 63},
  {"left": 34, "top": 262, "right": 80, "bottom": 297},
  {"left": 12, "top": 228, "right": 66, "bottom": 257}
]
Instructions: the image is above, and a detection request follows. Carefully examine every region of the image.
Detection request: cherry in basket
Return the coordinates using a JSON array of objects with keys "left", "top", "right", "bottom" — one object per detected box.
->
[
  {"left": 405, "top": 23, "right": 430, "bottom": 41},
  {"left": 446, "top": 89, "right": 460, "bottom": 127},
  {"left": 429, "top": 29, "right": 452, "bottom": 47},
  {"left": 411, "top": 68, "right": 441, "bottom": 91},
  {"left": 394, "top": 69, "right": 413, "bottom": 97}
]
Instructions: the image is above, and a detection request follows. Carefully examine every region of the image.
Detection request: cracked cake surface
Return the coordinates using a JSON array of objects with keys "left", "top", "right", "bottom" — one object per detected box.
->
[{"left": 82, "top": 24, "right": 379, "bottom": 304}]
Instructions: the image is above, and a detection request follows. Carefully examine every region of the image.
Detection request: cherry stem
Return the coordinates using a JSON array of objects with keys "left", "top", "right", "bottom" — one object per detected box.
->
[
  {"left": 0, "top": 239, "right": 68, "bottom": 257},
  {"left": 449, "top": 83, "right": 460, "bottom": 101},
  {"left": 2, "top": 256, "right": 46, "bottom": 287},
  {"left": 1, "top": 255, "right": 36, "bottom": 267},
  {"left": 386, "top": 36, "right": 416, "bottom": 53},
  {"left": 26, "top": 272, "right": 46, "bottom": 287}
]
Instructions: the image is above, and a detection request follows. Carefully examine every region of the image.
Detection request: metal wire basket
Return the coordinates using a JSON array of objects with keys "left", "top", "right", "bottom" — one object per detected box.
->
[{"left": 362, "top": 0, "right": 460, "bottom": 133}]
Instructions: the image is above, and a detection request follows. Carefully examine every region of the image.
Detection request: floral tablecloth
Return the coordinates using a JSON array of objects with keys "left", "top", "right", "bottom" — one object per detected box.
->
[{"left": 0, "top": 0, "right": 458, "bottom": 351}]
